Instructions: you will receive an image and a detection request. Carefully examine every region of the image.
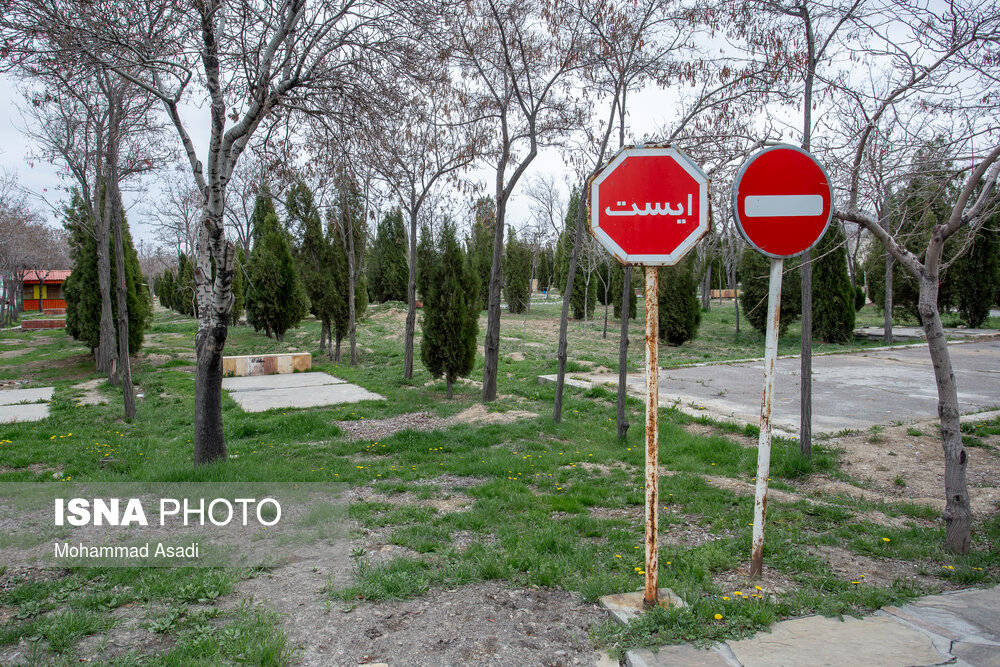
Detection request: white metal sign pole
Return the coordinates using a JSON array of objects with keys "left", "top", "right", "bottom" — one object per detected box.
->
[
  {"left": 750, "top": 257, "right": 783, "bottom": 578},
  {"left": 644, "top": 265, "right": 660, "bottom": 607}
]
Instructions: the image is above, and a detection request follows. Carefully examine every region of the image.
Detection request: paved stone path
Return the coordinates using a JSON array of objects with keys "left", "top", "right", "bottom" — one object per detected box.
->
[
  {"left": 222, "top": 372, "right": 384, "bottom": 413},
  {"left": 626, "top": 585, "right": 1000, "bottom": 666},
  {"left": 0, "top": 386, "right": 54, "bottom": 423}
]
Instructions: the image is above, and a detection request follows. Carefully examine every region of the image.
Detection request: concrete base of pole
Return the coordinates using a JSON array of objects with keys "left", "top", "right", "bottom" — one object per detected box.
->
[{"left": 599, "top": 589, "right": 688, "bottom": 625}]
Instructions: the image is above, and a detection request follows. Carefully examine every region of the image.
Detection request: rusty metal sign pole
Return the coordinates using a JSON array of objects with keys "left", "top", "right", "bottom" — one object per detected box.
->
[
  {"left": 750, "top": 258, "right": 784, "bottom": 578},
  {"left": 643, "top": 266, "right": 660, "bottom": 607}
]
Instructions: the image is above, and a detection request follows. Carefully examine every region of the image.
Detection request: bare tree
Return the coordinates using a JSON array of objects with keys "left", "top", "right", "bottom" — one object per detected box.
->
[
  {"left": 449, "top": 0, "right": 585, "bottom": 402},
  {"left": 150, "top": 176, "right": 201, "bottom": 260},
  {"left": 365, "top": 86, "right": 478, "bottom": 380},
  {"left": 832, "top": 0, "right": 1000, "bottom": 553}
]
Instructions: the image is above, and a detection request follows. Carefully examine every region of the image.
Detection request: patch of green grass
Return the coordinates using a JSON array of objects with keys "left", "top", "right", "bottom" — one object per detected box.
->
[{"left": 2, "top": 300, "right": 997, "bottom": 661}]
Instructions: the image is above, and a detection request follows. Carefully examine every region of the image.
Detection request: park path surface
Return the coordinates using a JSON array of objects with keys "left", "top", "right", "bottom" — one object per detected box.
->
[
  {"left": 627, "top": 584, "right": 1000, "bottom": 667},
  {"left": 582, "top": 338, "right": 1000, "bottom": 435}
]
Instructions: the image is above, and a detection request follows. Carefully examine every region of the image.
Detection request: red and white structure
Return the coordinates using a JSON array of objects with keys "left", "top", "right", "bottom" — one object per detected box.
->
[
  {"left": 731, "top": 144, "right": 833, "bottom": 579},
  {"left": 589, "top": 145, "right": 710, "bottom": 608}
]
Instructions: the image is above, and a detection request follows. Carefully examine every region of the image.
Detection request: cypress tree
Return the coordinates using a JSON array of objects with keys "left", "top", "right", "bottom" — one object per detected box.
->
[
  {"left": 611, "top": 263, "right": 637, "bottom": 319},
  {"left": 739, "top": 250, "right": 801, "bottom": 336},
  {"left": 159, "top": 269, "right": 175, "bottom": 311},
  {"left": 231, "top": 248, "right": 245, "bottom": 324},
  {"left": 468, "top": 197, "right": 495, "bottom": 310},
  {"left": 63, "top": 191, "right": 150, "bottom": 353},
  {"left": 536, "top": 245, "right": 551, "bottom": 295},
  {"left": 421, "top": 220, "right": 478, "bottom": 398},
  {"left": 658, "top": 257, "right": 701, "bottom": 345},
  {"left": 370, "top": 209, "right": 408, "bottom": 303},
  {"left": 502, "top": 227, "right": 531, "bottom": 314},
  {"left": 245, "top": 210, "right": 310, "bottom": 340},
  {"left": 954, "top": 212, "right": 1000, "bottom": 328},
  {"left": 176, "top": 254, "right": 196, "bottom": 316},
  {"left": 555, "top": 188, "right": 596, "bottom": 319},
  {"left": 416, "top": 221, "right": 437, "bottom": 301},
  {"left": 812, "top": 223, "right": 855, "bottom": 342},
  {"left": 288, "top": 180, "right": 343, "bottom": 354}
]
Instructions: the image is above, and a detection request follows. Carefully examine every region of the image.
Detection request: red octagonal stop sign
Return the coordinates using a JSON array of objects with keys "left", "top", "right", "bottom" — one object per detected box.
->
[
  {"left": 732, "top": 145, "right": 833, "bottom": 258},
  {"left": 589, "top": 146, "right": 709, "bottom": 266}
]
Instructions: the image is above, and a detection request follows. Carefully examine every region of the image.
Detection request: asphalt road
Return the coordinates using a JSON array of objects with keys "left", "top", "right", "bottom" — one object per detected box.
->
[{"left": 624, "top": 338, "right": 1000, "bottom": 435}]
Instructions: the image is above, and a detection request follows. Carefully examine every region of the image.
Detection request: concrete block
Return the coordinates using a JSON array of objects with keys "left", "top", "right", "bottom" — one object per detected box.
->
[
  {"left": 222, "top": 352, "right": 311, "bottom": 377},
  {"left": 600, "top": 589, "right": 687, "bottom": 626}
]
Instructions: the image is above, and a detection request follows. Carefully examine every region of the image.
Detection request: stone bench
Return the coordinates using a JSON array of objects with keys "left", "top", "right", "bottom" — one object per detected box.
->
[{"left": 222, "top": 352, "right": 311, "bottom": 377}]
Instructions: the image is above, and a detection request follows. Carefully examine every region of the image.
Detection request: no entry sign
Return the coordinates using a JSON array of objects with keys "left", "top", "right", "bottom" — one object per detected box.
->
[
  {"left": 732, "top": 145, "right": 832, "bottom": 258},
  {"left": 589, "top": 146, "right": 709, "bottom": 266}
]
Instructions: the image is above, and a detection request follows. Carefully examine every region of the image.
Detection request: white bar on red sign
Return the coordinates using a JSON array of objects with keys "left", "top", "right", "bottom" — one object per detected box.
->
[{"left": 744, "top": 194, "right": 823, "bottom": 218}]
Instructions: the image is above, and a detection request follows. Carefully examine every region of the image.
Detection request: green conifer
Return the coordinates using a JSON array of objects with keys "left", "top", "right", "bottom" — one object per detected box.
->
[
  {"left": 421, "top": 220, "right": 478, "bottom": 398},
  {"left": 502, "top": 227, "right": 531, "bottom": 314},
  {"left": 468, "top": 197, "right": 495, "bottom": 310},
  {"left": 63, "top": 191, "right": 151, "bottom": 353},
  {"left": 370, "top": 209, "right": 408, "bottom": 303},
  {"left": 812, "top": 223, "right": 855, "bottom": 342},
  {"left": 245, "top": 210, "right": 310, "bottom": 340},
  {"left": 739, "top": 250, "right": 801, "bottom": 336},
  {"left": 658, "top": 257, "right": 701, "bottom": 345}
]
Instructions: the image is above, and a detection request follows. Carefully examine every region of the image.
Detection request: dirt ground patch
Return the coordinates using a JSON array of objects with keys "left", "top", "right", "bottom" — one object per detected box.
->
[
  {"left": 805, "top": 544, "right": 944, "bottom": 589},
  {"left": 0, "top": 348, "right": 30, "bottom": 360},
  {"left": 820, "top": 419, "right": 1000, "bottom": 515},
  {"left": 242, "top": 571, "right": 607, "bottom": 667},
  {"left": 346, "top": 486, "right": 474, "bottom": 513},
  {"left": 448, "top": 404, "right": 538, "bottom": 426},
  {"left": 714, "top": 565, "right": 799, "bottom": 596},
  {"left": 70, "top": 378, "right": 109, "bottom": 405}
]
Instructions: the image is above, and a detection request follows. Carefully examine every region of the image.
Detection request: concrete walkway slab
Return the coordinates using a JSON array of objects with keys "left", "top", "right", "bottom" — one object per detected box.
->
[
  {"left": 627, "top": 586, "right": 1000, "bottom": 667},
  {"left": 627, "top": 645, "right": 732, "bottom": 667},
  {"left": 0, "top": 387, "right": 54, "bottom": 405},
  {"left": 222, "top": 373, "right": 346, "bottom": 392},
  {"left": 223, "top": 372, "right": 384, "bottom": 413},
  {"left": 0, "top": 403, "right": 50, "bottom": 423},
  {"left": 726, "top": 615, "right": 945, "bottom": 667},
  {"left": 889, "top": 587, "right": 1000, "bottom": 643}
]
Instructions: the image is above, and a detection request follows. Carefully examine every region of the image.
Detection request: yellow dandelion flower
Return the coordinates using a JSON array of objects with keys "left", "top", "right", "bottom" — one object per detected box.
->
[
  {"left": 882, "top": 537, "right": 891, "bottom": 542},
  {"left": 714, "top": 613, "right": 723, "bottom": 620}
]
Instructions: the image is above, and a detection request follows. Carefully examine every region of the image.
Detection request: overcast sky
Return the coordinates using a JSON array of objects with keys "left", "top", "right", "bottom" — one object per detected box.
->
[{"left": 0, "top": 64, "right": 697, "bottom": 252}]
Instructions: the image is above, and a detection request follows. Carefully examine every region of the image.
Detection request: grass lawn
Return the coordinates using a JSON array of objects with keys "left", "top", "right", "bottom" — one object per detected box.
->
[{"left": 1, "top": 297, "right": 998, "bottom": 664}]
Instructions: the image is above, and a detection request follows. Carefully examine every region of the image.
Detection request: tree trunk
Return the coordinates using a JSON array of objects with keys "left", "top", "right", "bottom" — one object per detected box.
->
[
  {"left": 701, "top": 263, "right": 711, "bottom": 311},
  {"left": 320, "top": 321, "right": 327, "bottom": 354},
  {"left": 616, "top": 265, "right": 631, "bottom": 439},
  {"left": 554, "top": 195, "right": 587, "bottom": 422},
  {"left": 603, "top": 280, "right": 609, "bottom": 339},
  {"left": 731, "top": 265, "right": 740, "bottom": 336},
  {"left": 335, "top": 334, "right": 342, "bottom": 363},
  {"left": 194, "top": 322, "right": 227, "bottom": 465},
  {"left": 482, "top": 193, "right": 506, "bottom": 402},
  {"left": 447, "top": 376, "right": 453, "bottom": 399},
  {"left": 403, "top": 209, "right": 418, "bottom": 379},
  {"left": 800, "top": 252, "right": 812, "bottom": 459},
  {"left": 918, "top": 273, "right": 970, "bottom": 553},
  {"left": 96, "top": 186, "right": 116, "bottom": 380},
  {"left": 884, "top": 252, "right": 894, "bottom": 345}
]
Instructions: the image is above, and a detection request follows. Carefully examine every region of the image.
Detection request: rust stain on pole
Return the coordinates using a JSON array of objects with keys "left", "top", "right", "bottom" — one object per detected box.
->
[
  {"left": 644, "top": 266, "right": 660, "bottom": 608},
  {"left": 750, "top": 258, "right": 783, "bottom": 579}
]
